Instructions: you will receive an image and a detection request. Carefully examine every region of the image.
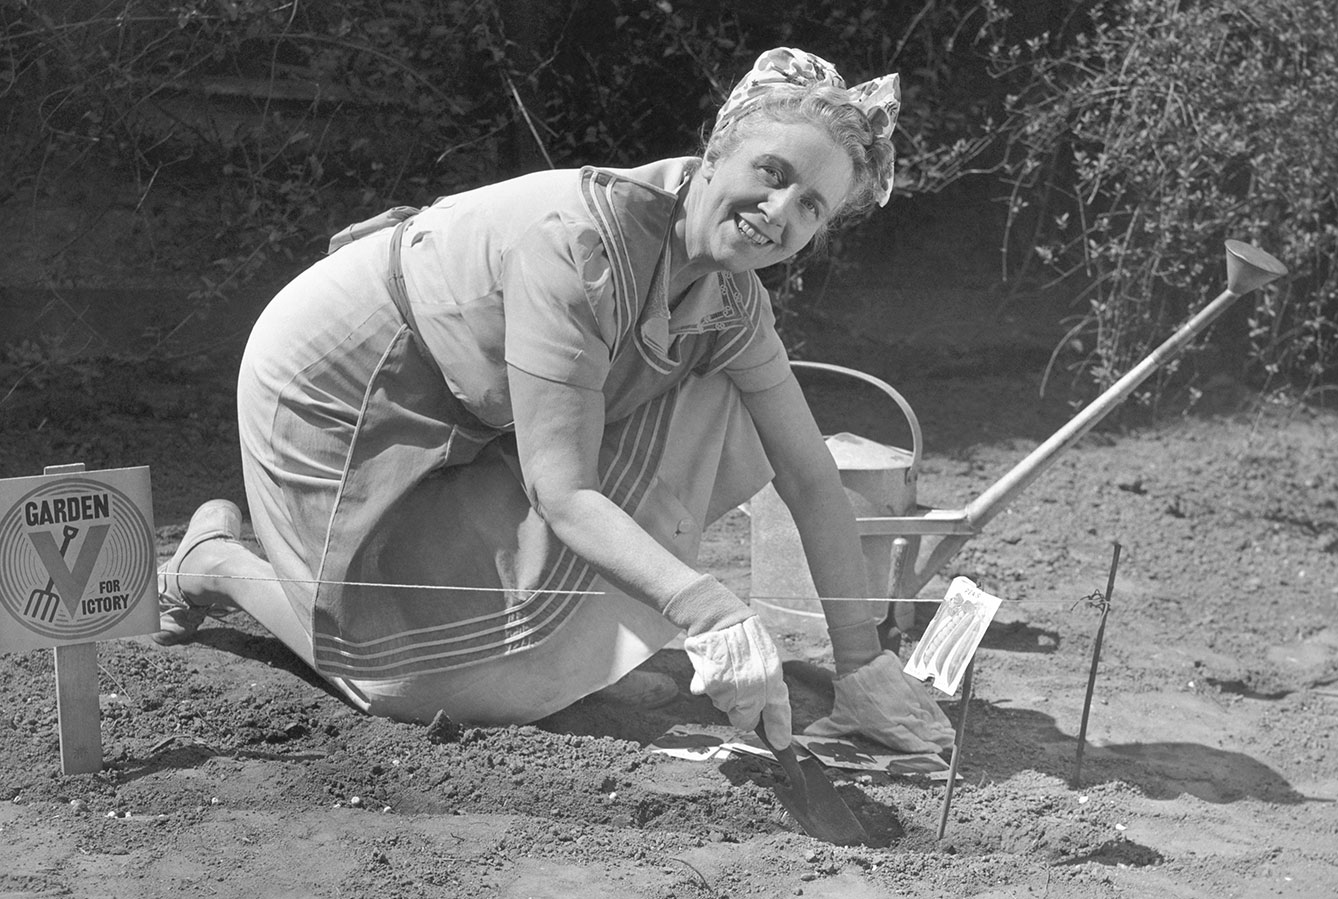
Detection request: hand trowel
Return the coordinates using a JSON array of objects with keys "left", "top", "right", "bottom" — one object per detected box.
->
[{"left": 755, "top": 726, "right": 869, "bottom": 846}]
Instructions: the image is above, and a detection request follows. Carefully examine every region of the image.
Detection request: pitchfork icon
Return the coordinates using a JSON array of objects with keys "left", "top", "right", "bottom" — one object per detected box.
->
[{"left": 24, "top": 525, "right": 79, "bottom": 623}]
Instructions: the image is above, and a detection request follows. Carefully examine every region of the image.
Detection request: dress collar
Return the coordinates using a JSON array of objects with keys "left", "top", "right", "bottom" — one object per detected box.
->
[{"left": 636, "top": 170, "right": 736, "bottom": 367}]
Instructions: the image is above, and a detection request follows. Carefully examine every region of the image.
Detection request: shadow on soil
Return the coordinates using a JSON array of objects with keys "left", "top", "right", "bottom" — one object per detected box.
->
[
  {"left": 193, "top": 624, "right": 348, "bottom": 701},
  {"left": 965, "top": 702, "right": 1315, "bottom": 806}
]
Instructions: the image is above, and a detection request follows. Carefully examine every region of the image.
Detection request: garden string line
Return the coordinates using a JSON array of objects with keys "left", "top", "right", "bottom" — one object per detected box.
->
[{"left": 189, "top": 572, "right": 1102, "bottom": 604}]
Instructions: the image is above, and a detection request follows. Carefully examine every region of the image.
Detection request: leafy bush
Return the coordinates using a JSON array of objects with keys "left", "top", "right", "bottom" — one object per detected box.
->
[
  {"left": 990, "top": 0, "right": 1338, "bottom": 402},
  {"left": 2, "top": 0, "right": 1009, "bottom": 354}
]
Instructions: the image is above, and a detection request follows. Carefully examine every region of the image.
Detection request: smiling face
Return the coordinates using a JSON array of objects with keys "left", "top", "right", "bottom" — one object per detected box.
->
[{"left": 681, "top": 120, "right": 855, "bottom": 275}]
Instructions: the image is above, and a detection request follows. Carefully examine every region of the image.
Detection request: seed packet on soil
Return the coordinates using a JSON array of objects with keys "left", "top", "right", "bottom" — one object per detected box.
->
[
  {"left": 718, "top": 732, "right": 782, "bottom": 761},
  {"left": 647, "top": 724, "right": 735, "bottom": 761},
  {"left": 649, "top": 729, "right": 811, "bottom": 765},
  {"left": 791, "top": 735, "right": 950, "bottom": 777},
  {"left": 905, "top": 576, "right": 1002, "bottom": 695}
]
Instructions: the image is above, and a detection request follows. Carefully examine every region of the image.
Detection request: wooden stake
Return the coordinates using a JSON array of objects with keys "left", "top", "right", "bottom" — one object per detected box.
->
[
  {"left": 1072, "top": 542, "right": 1120, "bottom": 789},
  {"left": 937, "top": 657, "right": 975, "bottom": 840},
  {"left": 43, "top": 463, "right": 103, "bottom": 776},
  {"left": 55, "top": 642, "right": 101, "bottom": 774}
]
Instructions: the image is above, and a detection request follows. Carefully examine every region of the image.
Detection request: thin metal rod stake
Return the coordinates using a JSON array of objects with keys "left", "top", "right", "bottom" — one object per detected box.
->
[
  {"left": 1072, "top": 542, "right": 1120, "bottom": 789},
  {"left": 937, "top": 657, "right": 975, "bottom": 840}
]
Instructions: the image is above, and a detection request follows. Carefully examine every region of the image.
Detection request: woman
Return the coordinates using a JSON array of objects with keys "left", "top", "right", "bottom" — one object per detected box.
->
[{"left": 154, "top": 48, "right": 953, "bottom": 755}]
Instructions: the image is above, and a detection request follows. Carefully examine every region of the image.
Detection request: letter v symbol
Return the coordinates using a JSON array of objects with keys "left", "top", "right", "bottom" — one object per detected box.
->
[{"left": 29, "top": 525, "right": 110, "bottom": 618}]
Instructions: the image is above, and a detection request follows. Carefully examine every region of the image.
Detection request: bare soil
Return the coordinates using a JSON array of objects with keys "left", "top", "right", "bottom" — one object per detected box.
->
[{"left": 2, "top": 178, "right": 1336, "bottom": 899}]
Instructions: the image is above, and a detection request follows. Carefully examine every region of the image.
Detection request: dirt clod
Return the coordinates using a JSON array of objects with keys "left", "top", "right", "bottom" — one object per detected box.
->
[{"left": 424, "top": 710, "right": 463, "bottom": 744}]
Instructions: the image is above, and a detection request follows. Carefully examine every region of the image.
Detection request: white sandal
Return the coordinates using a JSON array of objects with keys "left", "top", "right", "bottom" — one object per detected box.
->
[{"left": 152, "top": 499, "right": 242, "bottom": 646}]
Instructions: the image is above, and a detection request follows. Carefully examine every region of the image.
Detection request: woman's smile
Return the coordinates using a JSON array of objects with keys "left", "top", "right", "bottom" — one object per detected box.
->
[{"left": 736, "top": 215, "right": 775, "bottom": 247}]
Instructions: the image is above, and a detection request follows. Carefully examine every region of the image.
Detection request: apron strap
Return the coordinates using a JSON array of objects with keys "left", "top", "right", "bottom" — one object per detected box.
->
[
  {"left": 384, "top": 218, "right": 493, "bottom": 434},
  {"left": 386, "top": 218, "right": 445, "bottom": 382}
]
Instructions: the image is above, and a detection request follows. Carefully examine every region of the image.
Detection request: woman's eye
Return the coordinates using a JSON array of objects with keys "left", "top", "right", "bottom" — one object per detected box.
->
[
  {"left": 802, "top": 197, "right": 819, "bottom": 216},
  {"left": 760, "top": 166, "right": 782, "bottom": 185}
]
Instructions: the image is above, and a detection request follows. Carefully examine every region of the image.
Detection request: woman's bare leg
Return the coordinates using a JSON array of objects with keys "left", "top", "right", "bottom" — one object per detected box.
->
[{"left": 172, "top": 538, "right": 316, "bottom": 666}]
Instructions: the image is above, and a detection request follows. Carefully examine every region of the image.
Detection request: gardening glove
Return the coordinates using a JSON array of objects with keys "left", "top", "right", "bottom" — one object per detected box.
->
[
  {"left": 805, "top": 650, "right": 953, "bottom": 754},
  {"left": 665, "top": 574, "right": 793, "bottom": 750}
]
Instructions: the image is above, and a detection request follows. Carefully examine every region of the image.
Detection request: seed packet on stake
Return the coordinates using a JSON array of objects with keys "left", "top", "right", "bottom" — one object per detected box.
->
[{"left": 905, "top": 576, "right": 1002, "bottom": 695}]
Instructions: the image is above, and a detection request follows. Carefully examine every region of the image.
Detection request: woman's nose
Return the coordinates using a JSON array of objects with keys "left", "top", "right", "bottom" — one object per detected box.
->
[{"left": 761, "top": 185, "right": 800, "bottom": 223}]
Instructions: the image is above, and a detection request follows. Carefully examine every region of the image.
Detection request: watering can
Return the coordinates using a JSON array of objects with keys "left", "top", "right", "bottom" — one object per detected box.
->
[{"left": 751, "top": 241, "right": 1288, "bottom": 641}]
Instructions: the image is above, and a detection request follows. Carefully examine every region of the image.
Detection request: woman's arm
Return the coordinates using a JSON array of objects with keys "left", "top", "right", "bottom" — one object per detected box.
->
[
  {"left": 507, "top": 365, "right": 701, "bottom": 603},
  {"left": 739, "top": 372, "right": 873, "bottom": 630},
  {"left": 745, "top": 372, "right": 954, "bottom": 752},
  {"left": 509, "top": 363, "right": 794, "bottom": 746}
]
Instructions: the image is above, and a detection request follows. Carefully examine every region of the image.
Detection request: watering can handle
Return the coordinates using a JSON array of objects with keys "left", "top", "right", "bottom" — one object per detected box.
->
[{"left": 790, "top": 360, "right": 923, "bottom": 477}]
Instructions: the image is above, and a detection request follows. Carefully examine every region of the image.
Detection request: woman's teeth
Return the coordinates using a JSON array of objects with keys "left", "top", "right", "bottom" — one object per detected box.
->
[{"left": 736, "top": 217, "right": 771, "bottom": 246}]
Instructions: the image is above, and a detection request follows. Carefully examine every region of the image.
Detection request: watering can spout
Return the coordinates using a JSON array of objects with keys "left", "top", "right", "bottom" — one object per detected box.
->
[
  {"left": 960, "top": 240, "right": 1287, "bottom": 536},
  {"left": 1225, "top": 240, "right": 1288, "bottom": 295},
  {"left": 751, "top": 242, "right": 1290, "bottom": 620}
]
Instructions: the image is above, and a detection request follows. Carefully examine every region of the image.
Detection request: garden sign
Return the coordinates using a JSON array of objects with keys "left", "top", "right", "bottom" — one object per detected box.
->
[{"left": 0, "top": 463, "right": 157, "bottom": 774}]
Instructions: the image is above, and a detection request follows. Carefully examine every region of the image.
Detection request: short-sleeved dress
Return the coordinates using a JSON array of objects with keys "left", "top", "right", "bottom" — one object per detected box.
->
[{"left": 237, "top": 157, "right": 793, "bottom": 723}]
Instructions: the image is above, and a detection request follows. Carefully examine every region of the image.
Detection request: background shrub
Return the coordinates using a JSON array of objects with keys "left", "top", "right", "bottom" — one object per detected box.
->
[
  {"left": 3, "top": 0, "right": 1333, "bottom": 402},
  {"left": 2, "top": 0, "right": 1007, "bottom": 341},
  {"left": 990, "top": 0, "right": 1337, "bottom": 403}
]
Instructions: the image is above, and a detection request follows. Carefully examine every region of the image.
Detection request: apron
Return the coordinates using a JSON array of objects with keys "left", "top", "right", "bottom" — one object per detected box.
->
[{"left": 238, "top": 169, "right": 778, "bottom": 722}]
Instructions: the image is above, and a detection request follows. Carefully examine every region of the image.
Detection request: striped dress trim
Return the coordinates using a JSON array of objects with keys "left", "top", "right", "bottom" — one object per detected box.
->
[
  {"left": 311, "top": 388, "right": 678, "bottom": 677},
  {"left": 578, "top": 169, "right": 642, "bottom": 368}
]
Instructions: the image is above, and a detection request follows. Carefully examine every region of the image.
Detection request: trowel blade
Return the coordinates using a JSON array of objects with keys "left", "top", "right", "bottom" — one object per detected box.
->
[{"left": 769, "top": 752, "right": 869, "bottom": 847}]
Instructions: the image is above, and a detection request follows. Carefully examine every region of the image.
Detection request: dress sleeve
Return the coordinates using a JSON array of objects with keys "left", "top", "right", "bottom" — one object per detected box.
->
[
  {"left": 501, "top": 214, "right": 615, "bottom": 391},
  {"left": 713, "top": 278, "right": 792, "bottom": 393},
  {"left": 723, "top": 323, "right": 791, "bottom": 393}
]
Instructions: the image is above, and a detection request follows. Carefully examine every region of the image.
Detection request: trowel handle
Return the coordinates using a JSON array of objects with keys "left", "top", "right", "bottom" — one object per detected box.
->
[{"left": 755, "top": 725, "right": 807, "bottom": 793}]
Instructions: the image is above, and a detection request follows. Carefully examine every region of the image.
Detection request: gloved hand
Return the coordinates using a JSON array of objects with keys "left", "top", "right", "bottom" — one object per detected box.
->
[
  {"left": 805, "top": 650, "right": 953, "bottom": 753},
  {"left": 683, "top": 617, "right": 793, "bottom": 750},
  {"left": 663, "top": 574, "right": 793, "bottom": 750}
]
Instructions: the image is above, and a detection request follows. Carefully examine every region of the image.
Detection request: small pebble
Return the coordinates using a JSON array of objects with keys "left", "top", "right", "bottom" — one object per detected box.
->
[
  {"left": 349, "top": 796, "right": 363, "bottom": 807},
  {"left": 68, "top": 799, "right": 87, "bottom": 814},
  {"left": 210, "top": 796, "right": 220, "bottom": 805}
]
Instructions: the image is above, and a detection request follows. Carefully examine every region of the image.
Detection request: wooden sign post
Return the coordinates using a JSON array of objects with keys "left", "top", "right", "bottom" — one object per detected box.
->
[{"left": 0, "top": 463, "right": 157, "bottom": 774}]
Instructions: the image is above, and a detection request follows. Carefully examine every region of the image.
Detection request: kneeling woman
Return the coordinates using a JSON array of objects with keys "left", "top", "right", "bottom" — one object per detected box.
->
[{"left": 154, "top": 47, "right": 953, "bottom": 755}]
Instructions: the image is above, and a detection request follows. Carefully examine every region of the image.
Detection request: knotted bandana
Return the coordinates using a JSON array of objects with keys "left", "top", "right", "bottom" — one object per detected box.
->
[{"left": 714, "top": 47, "right": 901, "bottom": 206}]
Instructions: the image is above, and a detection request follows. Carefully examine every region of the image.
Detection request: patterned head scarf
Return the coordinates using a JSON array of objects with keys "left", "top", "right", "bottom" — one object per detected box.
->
[{"left": 714, "top": 47, "right": 901, "bottom": 206}]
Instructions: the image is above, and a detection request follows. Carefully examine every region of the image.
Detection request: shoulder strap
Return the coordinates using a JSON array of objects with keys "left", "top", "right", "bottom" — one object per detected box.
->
[
  {"left": 383, "top": 217, "right": 449, "bottom": 386},
  {"left": 327, "top": 205, "right": 420, "bottom": 254}
]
